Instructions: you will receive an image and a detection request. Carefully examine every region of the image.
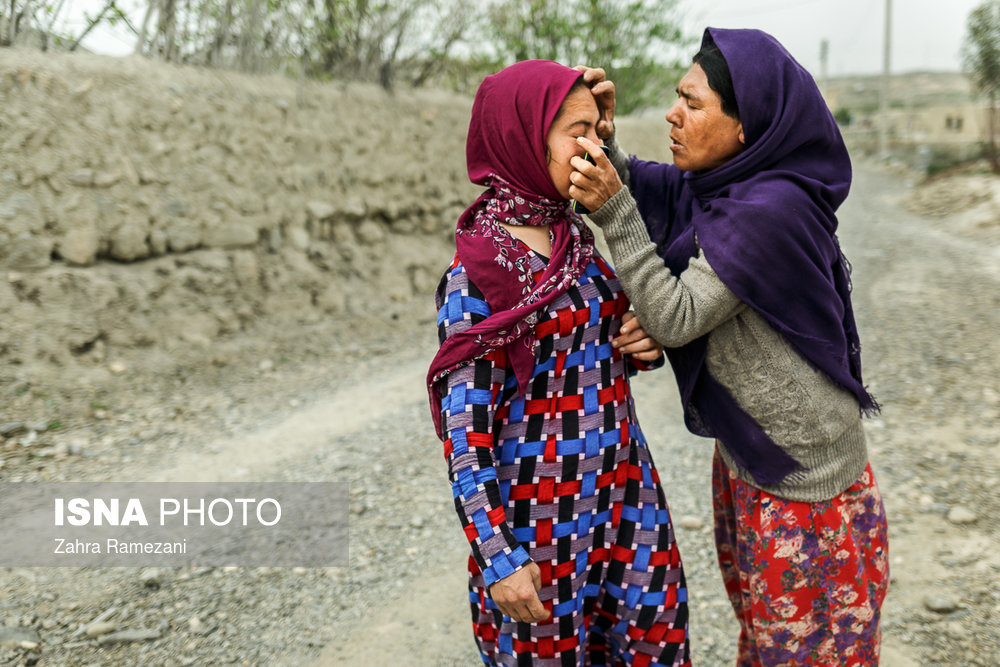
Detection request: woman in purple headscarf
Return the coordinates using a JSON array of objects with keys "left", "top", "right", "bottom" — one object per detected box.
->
[
  {"left": 427, "top": 60, "right": 691, "bottom": 666},
  {"left": 571, "top": 28, "right": 889, "bottom": 667}
]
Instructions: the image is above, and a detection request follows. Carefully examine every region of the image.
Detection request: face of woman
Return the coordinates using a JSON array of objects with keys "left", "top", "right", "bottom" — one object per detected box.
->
[
  {"left": 665, "top": 63, "right": 745, "bottom": 172},
  {"left": 546, "top": 86, "right": 602, "bottom": 200}
]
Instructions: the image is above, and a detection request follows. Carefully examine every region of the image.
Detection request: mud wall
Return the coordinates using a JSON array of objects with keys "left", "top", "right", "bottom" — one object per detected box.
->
[{"left": 0, "top": 49, "right": 477, "bottom": 366}]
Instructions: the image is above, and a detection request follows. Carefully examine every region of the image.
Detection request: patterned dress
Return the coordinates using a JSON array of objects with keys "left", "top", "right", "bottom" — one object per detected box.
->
[
  {"left": 436, "top": 248, "right": 690, "bottom": 667},
  {"left": 712, "top": 449, "right": 889, "bottom": 666}
]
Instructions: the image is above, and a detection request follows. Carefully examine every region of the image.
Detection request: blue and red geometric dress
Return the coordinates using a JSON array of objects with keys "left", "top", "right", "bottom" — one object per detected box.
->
[{"left": 435, "top": 247, "right": 691, "bottom": 667}]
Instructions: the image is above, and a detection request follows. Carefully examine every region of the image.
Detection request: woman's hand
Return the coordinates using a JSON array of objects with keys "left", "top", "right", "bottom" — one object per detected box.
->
[
  {"left": 573, "top": 65, "right": 616, "bottom": 139},
  {"left": 569, "top": 136, "right": 622, "bottom": 214},
  {"left": 488, "top": 561, "right": 549, "bottom": 623},
  {"left": 613, "top": 311, "right": 664, "bottom": 362}
]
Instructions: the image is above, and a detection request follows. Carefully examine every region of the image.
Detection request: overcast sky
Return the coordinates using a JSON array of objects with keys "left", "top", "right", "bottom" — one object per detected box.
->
[
  {"left": 681, "top": 0, "right": 979, "bottom": 76},
  {"left": 75, "top": 0, "right": 979, "bottom": 77}
]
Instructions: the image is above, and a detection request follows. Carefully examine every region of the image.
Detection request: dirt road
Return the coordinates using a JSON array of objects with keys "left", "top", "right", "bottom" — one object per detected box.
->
[
  {"left": 311, "top": 163, "right": 1000, "bottom": 666},
  {"left": 2, "top": 161, "right": 998, "bottom": 666}
]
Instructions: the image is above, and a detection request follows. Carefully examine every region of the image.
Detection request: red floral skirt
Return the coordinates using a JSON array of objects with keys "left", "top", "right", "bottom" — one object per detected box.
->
[{"left": 712, "top": 446, "right": 890, "bottom": 666}]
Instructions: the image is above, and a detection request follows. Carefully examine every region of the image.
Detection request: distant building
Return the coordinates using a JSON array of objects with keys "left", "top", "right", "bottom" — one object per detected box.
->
[
  {"left": 822, "top": 72, "right": 985, "bottom": 163},
  {"left": 889, "top": 105, "right": 980, "bottom": 145}
]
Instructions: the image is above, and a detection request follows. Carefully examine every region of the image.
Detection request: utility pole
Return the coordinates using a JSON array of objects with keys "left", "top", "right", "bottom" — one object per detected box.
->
[
  {"left": 878, "top": 0, "right": 892, "bottom": 158},
  {"left": 819, "top": 39, "right": 829, "bottom": 101}
]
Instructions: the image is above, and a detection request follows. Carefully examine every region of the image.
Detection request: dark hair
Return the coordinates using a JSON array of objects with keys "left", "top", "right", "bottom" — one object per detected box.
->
[{"left": 693, "top": 38, "right": 740, "bottom": 120}]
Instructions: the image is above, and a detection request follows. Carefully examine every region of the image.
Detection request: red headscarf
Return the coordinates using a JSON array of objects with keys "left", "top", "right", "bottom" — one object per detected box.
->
[{"left": 426, "top": 60, "right": 595, "bottom": 439}]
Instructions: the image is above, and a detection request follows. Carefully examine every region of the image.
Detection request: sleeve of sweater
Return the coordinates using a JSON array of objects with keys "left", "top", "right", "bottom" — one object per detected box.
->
[
  {"left": 586, "top": 186, "right": 745, "bottom": 347},
  {"left": 435, "top": 262, "right": 532, "bottom": 588},
  {"left": 605, "top": 136, "right": 631, "bottom": 188}
]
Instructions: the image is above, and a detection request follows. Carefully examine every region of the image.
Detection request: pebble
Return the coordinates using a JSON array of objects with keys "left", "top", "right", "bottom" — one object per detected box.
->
[
  {"left": 258, "top": 359, "right": 274, "bottom": 372},
  {"left": 139, "top": 568, "right": 163, "bottom": 589},
  {"left": 947, "top": 505, "right": 978, "bottom": 524},
  {"left": 306, "top": 201, "right": 336, "bottom": 221},
  {"left": 84, "top": 621, "right": 115, "bottom": 637},
  {"left": 0, "top": 422, "right": 26, "bottom": 438},
  {"left": 923, "top": 595, "right": 959, "bottom": 614},
  {"left": 678, "top": 515, "right": 704, "bottom": 530},
  {"left": 97, "top": 628, "right": 162, "bottom": 644},
  {"left": 944, "top": 621, "right": 969, "bottom": 637},
  {"left": 0, "top": 626, "right": 41, "bottom": 648}
]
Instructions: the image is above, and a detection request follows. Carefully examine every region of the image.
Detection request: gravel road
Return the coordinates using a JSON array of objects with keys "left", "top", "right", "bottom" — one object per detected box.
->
[{"left": 1, "top": 161, "right": 998, "bottom": 666}]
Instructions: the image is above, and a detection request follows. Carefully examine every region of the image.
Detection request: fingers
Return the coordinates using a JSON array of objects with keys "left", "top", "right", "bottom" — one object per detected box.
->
[
  {"left": 570, "top": 136, "right": 622, "bottom": 213},
  {"left": 573, "top": 136, "right": 608, "bottom": 166},
  {"left": 568, "top": 137, "right": 609, "bottom": 185},
  {"left": 569, "top": 67, "right": 615, "bottom": 104},
  {"left": 506, "top": 590, "right": 548, "bottom": 623},
  {"left": 619, "top": 337, "right": 659, "bottom": 353},
  {"left": 613, "top": 312, "right": 663, "bottom": 357},
  {"left": 572, "top": 67, "right": 616, "bottom": 128},
  {"left": 525, "top": 594, "right": 549, "bottom": 622},
  {"left": 514, "top": 563, "right": 548, "bottom": 622},
  {"left": 613, "top": 330, "right": 652, "bottom": 352},
  {"left": 613, "top": 313, "right": 647, "bottom": 348},
  {"left": 489, "top": 564, "right": 550, "bottom": 623},
  {"left": 568, "top": 165, "right": 597, "bottom": 190},
  {"left": 585, "top": 75, "right": 616, "bottom": 139},
  {"left": 573, "top": 65, "right": 607, "bottom": 84},
  {"left": 498, "top": 599, "right": 549, "bottom": 623},
  {"left": 495, "top": 592, "right": 549, "bottom": 623},
  {"left": 589, "top": 79, "right": 614, "bottom": 97},
  {"left": 615, "top": 331, "right": 665, "bottom": 359}
]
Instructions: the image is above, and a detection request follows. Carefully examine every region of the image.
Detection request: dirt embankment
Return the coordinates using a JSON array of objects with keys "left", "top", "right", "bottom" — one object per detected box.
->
[{"left": 0, "top": 48, "right": 475, "bottom": 375}]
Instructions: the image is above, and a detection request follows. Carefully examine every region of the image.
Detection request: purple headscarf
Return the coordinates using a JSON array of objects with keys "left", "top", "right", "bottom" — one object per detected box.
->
[
  {"left": 629, "top": 28, "right": 878, "bottom": 485},
  {"left": 426, "top": 60, "right": 595, "bottom": 439}
]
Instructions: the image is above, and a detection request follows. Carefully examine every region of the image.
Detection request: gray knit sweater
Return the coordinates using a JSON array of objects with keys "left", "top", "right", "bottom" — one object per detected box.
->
[{"left": 587, "top": 139, "right": 868, "bottom": 502}]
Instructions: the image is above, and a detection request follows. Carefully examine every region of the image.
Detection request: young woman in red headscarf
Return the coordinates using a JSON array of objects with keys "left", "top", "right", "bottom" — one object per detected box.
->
[{"left": 426, "top": 60, "right": 691, "bottom": 666}]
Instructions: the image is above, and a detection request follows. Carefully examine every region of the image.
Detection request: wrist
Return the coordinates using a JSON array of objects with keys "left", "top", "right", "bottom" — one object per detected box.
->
[{"left": 587, "top": 185, "right": 635, "bottom": 228}]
